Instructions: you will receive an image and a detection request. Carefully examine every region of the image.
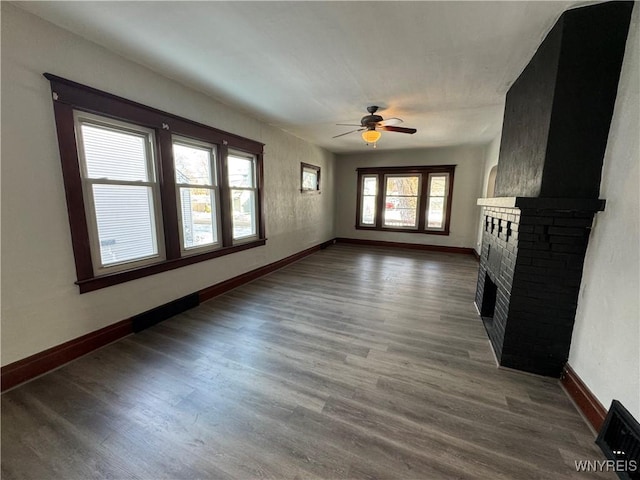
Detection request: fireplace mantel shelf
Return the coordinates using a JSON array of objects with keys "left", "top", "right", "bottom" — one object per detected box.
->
[{"left": 477, "top": 197, "right": 606, "bottom": 212}]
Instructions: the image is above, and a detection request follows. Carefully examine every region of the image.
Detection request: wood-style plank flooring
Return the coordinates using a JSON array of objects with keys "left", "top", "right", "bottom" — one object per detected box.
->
[{"left": 1, "top": 245, "right": 611, "bottom": 479}]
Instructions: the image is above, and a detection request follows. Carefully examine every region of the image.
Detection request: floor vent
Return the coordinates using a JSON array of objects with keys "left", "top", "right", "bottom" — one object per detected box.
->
[
  {"left": 596, "top": 400, "right": 640, "bottom": 480},
  {"left": 132, "top": 293, "right": 199, "bottom": 333}
]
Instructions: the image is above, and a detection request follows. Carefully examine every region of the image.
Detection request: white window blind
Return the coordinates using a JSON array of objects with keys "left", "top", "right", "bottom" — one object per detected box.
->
[{"left": 75, "top": 113, "right": 163, "bottom": 271}]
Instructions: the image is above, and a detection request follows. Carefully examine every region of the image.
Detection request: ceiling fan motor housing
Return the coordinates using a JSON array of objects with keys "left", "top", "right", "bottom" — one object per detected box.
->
[{"left": 361, "top": 114, "right": 383, "bottom": 126}]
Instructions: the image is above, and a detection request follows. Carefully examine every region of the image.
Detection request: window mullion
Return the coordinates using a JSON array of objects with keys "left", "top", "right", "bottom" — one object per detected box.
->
[
  {"left": 157, "top": 129, "right": 181, "bottom": 260},
  {"left": 375, "top": 174, "right": 384, "bottom": 229},
  {"left": 256, "top": 153, "right": 265, "bottom": 239},
  {"left": 417, "top": 172, "right": 429, "bottom": 230},
  {"left": 218, "top": 143, "right": 233, "bottom": 247}
]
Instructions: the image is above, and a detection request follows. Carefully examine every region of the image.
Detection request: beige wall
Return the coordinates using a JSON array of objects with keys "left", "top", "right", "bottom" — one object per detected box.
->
[
  {"left": 0, "top": 4, "right": 335, "bottom": 366},
  {"left": 335, "top": 146, "right": 486, "bottom": 249},
  {"left": 475, "top": 135, "right": 502, "bottom": 254},
  {"left": 568, "top": 7, "right": 640, "bottom": 419}
]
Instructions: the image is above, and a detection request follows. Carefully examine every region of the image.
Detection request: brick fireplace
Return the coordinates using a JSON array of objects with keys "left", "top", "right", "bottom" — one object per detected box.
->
[{"left": 475, "top": 1, "right": 634, "bottom": 377}]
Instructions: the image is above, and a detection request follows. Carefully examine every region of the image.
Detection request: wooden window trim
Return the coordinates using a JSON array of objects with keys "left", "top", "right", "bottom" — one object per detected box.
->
[
  {"left": 300, "top": 162, "right": 321, "bottom": 193},
  {"left": 355, "top": 165, "right": 456, "bottom": 236},
  {"left": 45, "top": 73, "right": 266, "bottom": 293}
]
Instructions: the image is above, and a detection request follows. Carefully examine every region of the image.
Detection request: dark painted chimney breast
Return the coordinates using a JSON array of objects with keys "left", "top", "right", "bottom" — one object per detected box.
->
[
  {"left": 494, "top": 1, "right": 634, "bottom": 199},
  {"left": 476, "top": 1, "right": 634, "bottom": 377}
]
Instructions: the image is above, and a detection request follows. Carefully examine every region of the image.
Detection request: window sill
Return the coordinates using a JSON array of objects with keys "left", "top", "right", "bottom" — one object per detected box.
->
[
  {"left": 75, "top": 239, "right": 266, "bottom": 293},
  {"left": 355, "top": 226, "right": 450, "bottom": 236},
  {"left": 300, "top": 189, "right": 321, "bottom": 194}
]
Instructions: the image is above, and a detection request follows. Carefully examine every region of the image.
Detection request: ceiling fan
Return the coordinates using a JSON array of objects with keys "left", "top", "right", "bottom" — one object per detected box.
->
[{"left": 333, "top": 106, "right": 417, "bottom": 146}]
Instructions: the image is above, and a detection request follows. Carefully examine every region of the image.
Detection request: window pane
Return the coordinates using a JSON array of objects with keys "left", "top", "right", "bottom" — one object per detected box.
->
[
  {"left": 179, "top": 187, "right": 217, "bottom": 249},
  {"left": 232, "top": 189, "right": 256, "bottom": 239},
  {"left": 384, "top": 196, "right": 418, "bottom": 227},
  {"left": 173, "top": 143, "right": 213, "bottom": 186},
  {"left": 92, "top": 184, "right": 158, "bottom": 266},
  {"left": 428, "top": 197, "right": 445, "bottom": 228},
  {"left": 430, "top": 175, "right": 447, "bottom": 196},
  {"left": 228, "top": 155, "right": 254, "bottom": 187},
  {"left": 81, "top": 124, "right": 149, "bottom": 181},
  {"left": 386, "top": 176, "right": 419, "bottom": 196},
  {"left": 363, "top": 176, "right": 377, "bottom": 195},
  {"left": 361, "top": 196, "right": 376, "bottom": 225},
  {"left": 302, "top": 168, "right": 318, "bottom": 190}
]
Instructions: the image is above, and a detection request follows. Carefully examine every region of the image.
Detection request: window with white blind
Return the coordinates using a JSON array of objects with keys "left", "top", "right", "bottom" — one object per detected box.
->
[
  {"left": 356, "top": 165, "right": 455, "bottom": 235},
  {"left": 46, "top": 73, "right": 265, "bottom": 293},
  {"left": 75, "top": 113, "right": 164, "bottom": 273}
]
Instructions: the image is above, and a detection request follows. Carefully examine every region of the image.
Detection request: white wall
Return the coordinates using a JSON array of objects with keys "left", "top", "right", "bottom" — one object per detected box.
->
[
  {"left": 0, "top": 3, "right": 335, "bottom": 366},
  {"left": 568, "top": 7, "right": 639, "bottom": 420},
  {"left": 334, "top": 146, "right": 485, "bottom": 249},
  {"left": 475, "top": 135, "right": 502, "bottom": 254}
]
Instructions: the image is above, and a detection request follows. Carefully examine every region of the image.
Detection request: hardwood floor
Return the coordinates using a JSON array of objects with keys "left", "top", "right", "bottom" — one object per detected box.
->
[{"left": 1, "top": 245, "right": 611, "bottom": 479}]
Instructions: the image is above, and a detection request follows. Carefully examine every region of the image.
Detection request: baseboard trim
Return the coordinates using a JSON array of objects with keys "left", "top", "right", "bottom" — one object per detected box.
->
[
  {"left": 1, "top": 319, "right": 133, "bottom": 392},
  {"left": 472, "top": 249, "right": 481, "bottom": 261},
  {"left": 1, "top": 239, "right": 335, "bottom": 392},
  {"left": 561, "top": 363, "right": 607, "bottom": 432},
  {"left": 199, "top": 239, "right": 334, "bottom": 302},
  {"left": 335, "top": 237, "right": 476, "bottom": 256}
]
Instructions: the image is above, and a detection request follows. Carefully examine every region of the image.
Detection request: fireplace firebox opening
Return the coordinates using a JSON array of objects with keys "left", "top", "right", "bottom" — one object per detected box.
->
[{"left": 481, "top": 273, "right": 497, "bottom": 328}]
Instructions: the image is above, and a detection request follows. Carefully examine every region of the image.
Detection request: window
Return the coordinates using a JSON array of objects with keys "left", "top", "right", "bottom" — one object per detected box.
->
[
  {"left": 300, "top": 163, "right": 320, "bottom": 192},
  {"left": 173, "top": 137, "right": 220, "bottom": 253},
  {"left": 360, "top": 175, "right": 378, "bottom": 226},
  {"left": 383, "top": 175, "right": 421, "bottom": 229},
  {"left": 356, "top": 165, "right": 455, "bottom": 235},
  {"left": 46, "top": 73, "right": 265, "bottom": 293},
  {"left": 75, "top": 113, "right": 165, "bottom": 273},
  {"left": 228, "top": 152, "right": 258, "bottom": 242},
  {"left": 426, "top": 172, "right": 449, "bottom": 231}
]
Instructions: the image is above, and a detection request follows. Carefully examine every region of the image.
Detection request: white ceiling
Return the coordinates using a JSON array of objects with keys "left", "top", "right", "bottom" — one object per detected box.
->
[{"left": 17, "top": 1, "right": 586, "bottom": 153}]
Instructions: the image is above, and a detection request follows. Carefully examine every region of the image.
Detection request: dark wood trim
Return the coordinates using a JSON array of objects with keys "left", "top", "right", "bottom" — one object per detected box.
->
[
  {"left": 1, "top": 319, "right": 133, "bottom": 392},
  {"left": 357, "top": 165, "right": 457, "bottom": 174},
  {"left": 335, "top": 237, "right": 476, "bottom": 256},
  {"left": 157, "top": 129, "right": 181, "bottom": 259},
  {"left": 300, "top": 162, "right": 321, "bottom": 193},
  {"left": 561, "top": 363, "right": 607, "bottom": 432},
  {"left": 200, "top": 239, "right": 334, "bottom": 302},
  {"left": 2, "top": 239, "right": 335, "bottom": 392},
  {"left": 355, "top": 165, "right": 455, "bottom": 235},
  {"left": 218, "top": 143, "right": 233, "bottom": 247},
  {"left": 51, "top": 101, "right": 94, "bottom": 281},
  {"left": 76, "top": 239, "right": 267, "bottom": 293},
  {"left": 44, "top": 73, "right": 267, "bottom": 293},
  {"left": 44, "top": 73, "right": 264, "bottom": 154},
  {"left": 354, "top": 226, "right": 451, "bottom": 236},
  {"left": 443, "top": 168, "right": 455, "bottom": 236},
  {"left": 417, "top": 173, "right": 429, "bottom": 231},
  {"left": 257, "top": 153, "right": 266, "bottom": 240},
  {"left": 472, "top": 249, "right": 481, "bottom": 262},
  {"left": 355, "top": 172, "right": 363, "bottom": 227}
]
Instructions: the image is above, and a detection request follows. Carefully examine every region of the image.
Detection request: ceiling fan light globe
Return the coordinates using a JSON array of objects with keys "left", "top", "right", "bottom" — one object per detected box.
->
[{"left": 362, "top": 129, "right": 381, "bottom": 144}]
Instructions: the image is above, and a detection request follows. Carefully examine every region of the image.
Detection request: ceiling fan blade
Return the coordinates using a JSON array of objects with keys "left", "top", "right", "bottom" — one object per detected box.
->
[
  {"left": 336, "top": 123, "right": 362, "bottom": 127},
  {"left": 381, "top": 125, "right": 417, "bottom": 134},
  {"left": 378, "top": 117, "right": 403, "bottom": 127},
  {"left": 332, "top": 128, "right": 364, "bottom": 138}
]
